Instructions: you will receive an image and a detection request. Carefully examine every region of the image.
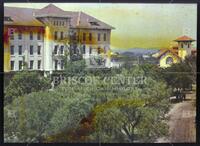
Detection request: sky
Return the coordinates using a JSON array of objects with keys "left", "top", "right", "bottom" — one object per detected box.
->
[{"left": 4, "top": 3, "right": 197, "bottom": 50}]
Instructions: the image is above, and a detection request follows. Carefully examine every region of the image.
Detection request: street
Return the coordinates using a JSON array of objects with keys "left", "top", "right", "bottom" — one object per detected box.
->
[{"left": 156, "top": 92, "right": 196, "bottom": 143}]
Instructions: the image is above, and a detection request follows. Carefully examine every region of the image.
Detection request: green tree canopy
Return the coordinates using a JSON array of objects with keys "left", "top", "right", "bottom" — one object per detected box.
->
[{"left": 4, "top": 71, "right": 51, "bottom": 105}]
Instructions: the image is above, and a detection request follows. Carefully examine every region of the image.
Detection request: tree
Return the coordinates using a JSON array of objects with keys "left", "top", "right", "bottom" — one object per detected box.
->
[
  {"left": 64, "top": 59, "right": 87, "bottom": 77},
  {"left": 184, "top": 55, "right": 196, "bottom": 83},
  {"left": 4, "top": 91, "right": 65, "bottom": 142},
  {"left": 91, "top": 97, "right": 169, "bottom": 143},
  {"left": 4, "top": 71, "right": 51, "bottom": 105},
  {"left": 88, "top": 70, "right": 171, "bottom": 143},
  {"left": 163, "top": 60, "right": 193, "bottom": 90},
  {"left": 4, "top": 64, "right": 171, "bottom": 143}
]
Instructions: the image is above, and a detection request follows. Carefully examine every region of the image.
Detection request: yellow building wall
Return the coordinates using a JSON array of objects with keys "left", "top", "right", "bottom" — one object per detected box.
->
[
  {"left": 178, "top": 48, "right": 187, "bottom": 60},
  {"left": 4, "top": 26, "right": 10, "bottom": 72},
  {"left": 159, "top": 53, "right": 179, "bottom": 68},
  {"left": 4, "top": 25, "right": 45, "bottom": 72}
]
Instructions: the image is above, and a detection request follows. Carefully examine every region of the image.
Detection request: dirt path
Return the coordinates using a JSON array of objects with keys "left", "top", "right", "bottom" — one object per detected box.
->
[{"left": 157, "top": 92, "right": 196, "bottom": 143}]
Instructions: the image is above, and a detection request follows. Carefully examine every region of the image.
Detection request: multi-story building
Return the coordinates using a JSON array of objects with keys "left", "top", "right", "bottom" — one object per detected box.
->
[{"left": 4, "top": 4, "right": 114, "bottom": 73}]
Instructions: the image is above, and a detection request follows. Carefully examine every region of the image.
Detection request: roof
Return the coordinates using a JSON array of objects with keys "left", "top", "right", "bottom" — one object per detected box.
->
[
  {"left": 4, "top": 7, "right": 44, "bottom": 26},
  {"left": 69, "top": 11, "right": 115, "bottom": 29},
  {"left": 174, "top": 35, "right": 195, "bottom": 42},
  {"left": 156, "top": 48, "right": 181, "bottom": 59},
  {"left": 4, "top": 4, "right": 114, "bottom": 29},
  {"left": 34, "top": 4, "right": 71, "bottom": 18}
]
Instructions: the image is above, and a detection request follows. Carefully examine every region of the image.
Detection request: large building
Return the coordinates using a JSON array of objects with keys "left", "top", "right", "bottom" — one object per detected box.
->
[{"left": 4, "top": 4, "right": 114, "bottom": 73}]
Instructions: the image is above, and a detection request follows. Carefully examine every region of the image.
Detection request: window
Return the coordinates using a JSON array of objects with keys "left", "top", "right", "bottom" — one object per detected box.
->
[
  {"left": 54, "top": 45, "right": 58, "bottom": 54},
  {"left": 37, "top": 46, "right": 41, "bottom": 55},
  {"left": 37, "top": 32, "right": 41, "bottom": 40},
  {"left": 89, "top": 47, "right": 92, "bottom": 54},
  {"left": 61, "top": 60, "right": 64, "bottom": 69},
  {"left": 4, "top": 16, "right": 13, "bottom": 22},
  {"left": 30, "top": 31, "right": 33, "bottom": 40},
  {"left": 181, "top": 43, "right": 183, "bottom": 48},
  {"left": 104, "top": 46, "right": 107, "bottom": 53},
  {"left": 98, "top": 47, "right": 101, "bottom": 54},
  {"left": 54, "top": 31, "right": 58, "bottom": 40},
  {"left": 89, "top": 33, "right": 92, "bottom": 41},
  {"left": 73, "top": 32, "right": 77, "bottom": 40},
  {"left": 30, "top": 45, "right": 33, "bottom": 55},
  {"left": 18, "top": 32, "right": 22, "bottom": 40},
  {"left": 55, "top": 60, "right": 58, "bottom": 70},
  {"left": 98, "top": 33, "right": 101, "bottom": 41},
  {"left": 19, "top": 61, "right": 23, "bottom": 70},
  {"left": 83, "top": 33, "right": 86, "bottom": 41},
  {"left": 11, "top": 61, "right": 14, "bottom": 70},
  {"left": 53, "top": 21, "right": 56, "bottom": 25},
  {"left": 60, "top": 46, "right": 64, "bottom": 55},
  {"left": 166, "top": 57, "right": 173, "bottom": 65},
  {"left": 62, "top": 21, "right": 64, "bottom": 26},
  {"left": 188, "top": 43, "right": 190, "bottom": 48},
  {"left": 10, "top": 45, "right": 14, "bottom": 55},
  {"left": 60, "top": 32, "right": 64, "bottom": 40},
  {"left": 104, "top": 33, "right": 106, "bottom": 41},
  {"left": 30, "top": 60, "right": 34, "bottom": 69},
  {"left": 38, "top": 60, "right": 41, "bottom": 69},
  {"left": 10, "top": 30, "right": 14, "bottom": 40},
  {"left": 89, "top": 21, "right": 99, "bottom": 26},
  {"left": 18, "top": 45, "right": 22, "bottom": 55},
  {"left": 82, "top": 45, "right": 86, "bottom": 54}
]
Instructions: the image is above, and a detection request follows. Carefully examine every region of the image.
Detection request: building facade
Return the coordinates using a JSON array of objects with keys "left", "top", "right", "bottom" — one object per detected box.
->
[{"left": 4, "top": 4, "right": 114, "bottom": 73}]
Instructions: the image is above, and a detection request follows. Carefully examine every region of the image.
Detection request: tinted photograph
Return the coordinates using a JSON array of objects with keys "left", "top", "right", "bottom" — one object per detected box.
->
[{"left": 3, "top": 3, "right": 197, "bottom": 143}]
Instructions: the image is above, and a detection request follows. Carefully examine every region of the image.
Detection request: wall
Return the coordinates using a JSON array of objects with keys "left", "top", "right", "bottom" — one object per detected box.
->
[
  {"left": 159, "top": 52, "right": 179, "bottom": 68},
  {"left": 4, "top": 25, "right": 45, "bottom": 72}
]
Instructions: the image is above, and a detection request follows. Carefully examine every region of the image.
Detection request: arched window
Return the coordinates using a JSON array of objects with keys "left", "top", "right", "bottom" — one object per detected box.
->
[{"left": 166, "top": 57, "right": 173, "bottom": 65}]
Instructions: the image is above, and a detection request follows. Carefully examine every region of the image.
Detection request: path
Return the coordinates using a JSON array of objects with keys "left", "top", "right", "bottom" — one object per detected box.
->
[{"left": 156, "top": 92, "right": 196, "bottom": 143}]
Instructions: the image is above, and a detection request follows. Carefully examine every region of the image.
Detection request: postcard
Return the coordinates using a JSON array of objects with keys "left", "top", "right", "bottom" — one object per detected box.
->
[{"left": 3, "top": 3, "right": 197, "bottom": 143}]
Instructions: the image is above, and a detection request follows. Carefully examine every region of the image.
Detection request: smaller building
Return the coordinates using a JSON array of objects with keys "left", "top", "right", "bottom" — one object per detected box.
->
[{"left": 153, "top": 35, "right": 195, "bottom": 68}]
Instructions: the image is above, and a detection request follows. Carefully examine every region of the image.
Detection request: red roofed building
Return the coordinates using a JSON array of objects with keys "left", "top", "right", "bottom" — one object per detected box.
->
[
  {"left": 153, "top": 35, "right": 196, "bottom": 68},
  {"left": 4, "top": 4, "right": 115, "bottom": 73}
]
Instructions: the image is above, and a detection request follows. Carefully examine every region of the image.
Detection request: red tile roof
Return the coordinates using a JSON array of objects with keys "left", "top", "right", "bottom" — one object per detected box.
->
[
  {"left": 34, "top": 4, "right": 71, "bottom": 18},
  {"left": 69, "top": 11, "right": 115, "bottom": 29},
  {"left": 156, "top": 48, "right": 181, "bottom": 59},
  {"left": 4, "top": 4, "right": 114, "bottom": 29},
  {"left": 174, "top": 35, "right": 195, "bottom": 42},
  {"left": 4, "top": 7, "right": 43, "bottom": 26}
]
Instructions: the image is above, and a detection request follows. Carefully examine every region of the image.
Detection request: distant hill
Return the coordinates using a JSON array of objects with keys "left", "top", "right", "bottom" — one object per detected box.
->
[{"left": 112, "top": 48, "right": 159, "bottom": 57}]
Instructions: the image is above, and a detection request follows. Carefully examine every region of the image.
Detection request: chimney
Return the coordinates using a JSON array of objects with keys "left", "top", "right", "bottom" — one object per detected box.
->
[{"left": 76, "top": 11, "right": 81, "bottom": 26}]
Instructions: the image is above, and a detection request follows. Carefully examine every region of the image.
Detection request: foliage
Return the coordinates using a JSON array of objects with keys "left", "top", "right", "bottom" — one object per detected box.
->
[
  {"left": 4, "top": 91, "right": 64, "bottom": 142},
  {"left": 90, "top": 78, "right": 170, "bottom": 143},
  {"left": 4, "top": 71, "right": 51, "bottom": 105},
  {"left": 163, "top": 59, "right": 193, "bottom": 89},
  {"left": 4, "top": 62, "right": 172, "bottom": 143},
  {"left": 64, "top": 59, "right": 87, "bottom": 77},
  {"left": 184, "top": 55, "right": 196, "bottom": 83}
]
